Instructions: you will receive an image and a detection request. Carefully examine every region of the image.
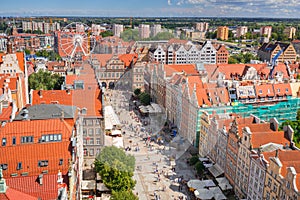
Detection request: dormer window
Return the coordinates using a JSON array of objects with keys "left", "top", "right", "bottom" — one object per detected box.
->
[
  {"left": 285, "top": 88, "right": 289, "bottom": 92},
  {"left": 277, "top": 89, "right": 280, "bottom": 93},
  {"left": 267, "top": 89, "right": 270, "bottom": 94},
  {"left": 59, "top": 159, "right": 63, "bottom": 166},
  {"left": 2, "top": 138, "right": 6, "bottom": 146},
  {"left": 259, "top": 90, "right": 262, "bottom": 94},
  {"left": 17, "top": 162, "right": 22, "bottom": 170}
]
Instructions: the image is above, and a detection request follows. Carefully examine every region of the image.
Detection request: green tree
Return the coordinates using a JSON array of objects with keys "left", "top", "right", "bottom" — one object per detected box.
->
[
  {"left": 189, "top": 156, "right": 199, "bottom": 166},
  {"left": 134, "top": 88, "right": 141, "bottom": 96},
  {"left": 139, "top": 92, "right": 151, "bottom": 105},
  {"left": 28, "top": 70, "right": 64, "bottom": 90},
  {"left": 95, "top": 146, "right": 136, "bottom": 191},
  {"left": 152, "top": 32, "right": 174, "bottom": 40},
  {"left": 100, "top": 30, "right": 113, "bottom": 38},
  {"left": 120, "top": 29, "right": 139, "bottom": 41},
  {"left": 195, "top": 161, "right": 205, "bottom": 175},
  {"left": 24, "top": 49, "right": 31, "bottom": 55},
  {"left": 111, "top": 190, "right": 138, "bottom": 200}
]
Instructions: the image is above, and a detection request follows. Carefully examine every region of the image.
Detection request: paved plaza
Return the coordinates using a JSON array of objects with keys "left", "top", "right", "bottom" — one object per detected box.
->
[{"left": 106, "top": 89, "right": 197, "bottom": 200}]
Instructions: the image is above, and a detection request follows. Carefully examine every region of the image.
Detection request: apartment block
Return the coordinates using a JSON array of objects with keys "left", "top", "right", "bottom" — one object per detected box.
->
[
  {"left": 112, "top": 24, "right": 124, "bottom": 37},
  {"left": 236, "top": 26, "right": 248, "bottom": 38},
  {"left": 217, "top": 26, "right": 229, "bottom": 41},
  {"left": 139, "top": 24, "right": 150, "bottom": 39}
]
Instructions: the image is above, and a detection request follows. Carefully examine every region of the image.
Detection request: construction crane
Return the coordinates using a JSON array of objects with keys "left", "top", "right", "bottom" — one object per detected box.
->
[{"left": 269, "top": 49, "right": 284, "bottom": 80}]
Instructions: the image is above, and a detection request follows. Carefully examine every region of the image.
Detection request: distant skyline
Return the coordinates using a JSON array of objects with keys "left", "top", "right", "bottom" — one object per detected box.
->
[{"left": 1, "top": 0, "right": 300, "bottom": 18}]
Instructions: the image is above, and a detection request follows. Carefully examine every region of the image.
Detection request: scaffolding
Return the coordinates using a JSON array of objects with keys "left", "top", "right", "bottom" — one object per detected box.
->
[{"left": 197, "top": 98, "right": 300, "bottom": 124}]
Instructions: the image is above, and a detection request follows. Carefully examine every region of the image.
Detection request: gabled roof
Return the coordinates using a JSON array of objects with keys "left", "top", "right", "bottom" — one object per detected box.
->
[
  {"left": 118, "top": 53, "right": 138, "bottom": 67},
  {"left": 6, "top": 174, "right": 59, "bottom": 200},
  {"left": 165, "top": 64, "right": 199, "bottom": 76},
  {"left": 88, "top": 54, "right": 113, "bottom": 67},
  {"left": 217, "top": 64, "right": 247, "bottom": 80},
  {"left": 32, "top": 90, "right": 74, "bottom": 106},
  {"left": 255, "top": 84, "right": 275, "bottom": 97},
  {"left": 0, "top": 187, "right": 37, "bottom": 200},
  {"left": 15, "top": 52, "right": 25, "bottom": 73},
  {"left": 273, "top": 83, "right": 292, "bottom": 96},
  {"left": 1, "top": 141, "right": 72, "bottom": 177}
]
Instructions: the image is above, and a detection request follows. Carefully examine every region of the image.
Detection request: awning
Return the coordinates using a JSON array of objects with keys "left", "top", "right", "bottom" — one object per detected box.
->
[
  {"left": 216, "top": 177, "right": 233, "bottom": 190},
  {"left": 194, "top": 189, "right": 214, "bottom": 200},
  {"left": 111, "top": 130, "right": 122, "bottom": 136},
  {"left": 208, "top": 164, "right": 224, "bottom": 178}
]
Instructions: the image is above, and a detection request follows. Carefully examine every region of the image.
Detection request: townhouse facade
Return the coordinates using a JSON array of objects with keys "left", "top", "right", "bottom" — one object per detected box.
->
[
  {"left": 148, "top": 40, "right": 228, "bottom": 65},
  {"left": 258, "top": 42, "right": 297, "bottom": 64}
]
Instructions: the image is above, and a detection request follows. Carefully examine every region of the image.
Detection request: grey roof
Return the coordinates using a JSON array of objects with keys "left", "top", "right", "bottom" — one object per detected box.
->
[{"left": 15, "top": 104, "right": 77, "bottom": 121}]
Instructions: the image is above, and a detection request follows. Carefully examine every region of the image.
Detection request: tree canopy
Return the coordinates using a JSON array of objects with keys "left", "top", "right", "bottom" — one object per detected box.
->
[
  {"left": 120, "top": 29, "right": 139, "bottom": 42},
  {"left": 28, "top": 70, "right": 64, "bottom": 90},
  {"left": 35, "top": 50, "right": 61, "bottom": 61},
  {"left": 280, "top": 110, "right": 300, "bottom": 148},
  {"left": 100, "top": 30, "right": 113, "bottom": 38},
  {"left": 139, "top": 92, "right": 151, "bottom": 106},
  {"left": 228, "top": 52, "right": 258, "bottom": 64},
  {"left": 94, "top": 146, "right": 136, "bottom": 191},
  {"left": 110, "top": 190, "right": 138, "bottom": 200}
]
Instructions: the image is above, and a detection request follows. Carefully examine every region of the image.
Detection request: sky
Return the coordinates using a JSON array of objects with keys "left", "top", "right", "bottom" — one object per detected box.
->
[{"left": 0, "top": 0, "right": 300, "bottom": 18}]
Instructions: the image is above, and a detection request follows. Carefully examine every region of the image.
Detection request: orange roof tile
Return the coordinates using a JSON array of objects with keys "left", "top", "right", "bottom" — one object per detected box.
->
[
  {"left": 217, "top": 64, "right": 246, "bottom": 79},
  {"left": 6, "top": 174, "right": 60, "bottom": 199},
  {"left": 273, "top": 83, "right": 292, "bottom": 96},
  {"left": 0, "top": 103, "right": 13, "bottom": 121},
  {"left": 165, "top": 64, "right": 199, "bottom": 76},
  {"left": 255, "top": 84, "right": 274, "bottom": 97},
  {"left": 85, "top": 54, "right": 113, "bottom": 67},
  {"left": 0, "top": 187, "right": 37, "bottom": 200},
  {"left": 65, "top": 74, "right": 78, "bottom": 85},
  {"left": 118, "top": 54, "right": 138, "bottom": 67},
  {"left": 31, "top": 90, "right": 74, "bottom": 105},
  {"left": 15, "top": 52, "right": 25, "bottom": 73}
]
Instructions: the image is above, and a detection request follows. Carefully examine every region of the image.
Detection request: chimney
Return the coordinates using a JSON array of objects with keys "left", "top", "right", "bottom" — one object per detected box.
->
[
  {"left": 269, "top": 118, "right": 279, "bottom": 131},
  {"left": 61, "top": 110, "right": 64, "bottom": 120}
]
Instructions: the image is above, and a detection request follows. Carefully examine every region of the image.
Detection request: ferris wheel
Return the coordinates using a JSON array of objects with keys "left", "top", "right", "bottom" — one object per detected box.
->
[{"left": 59, "top": 22, "right": 96, "bottom": 60}]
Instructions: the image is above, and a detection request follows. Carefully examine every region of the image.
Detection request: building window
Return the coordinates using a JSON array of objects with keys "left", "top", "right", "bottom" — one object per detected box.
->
[
  {"left": 88, "top": 129, "right": 94, "bottom": 136},
  {"left": 17, "top": 162, "right": 22, "bottom": 170},
  {"left": 0, "top": 164, "right": 8, "bottom": 170},
  {"left": 12, "top": 137, "right": 16, "bottom": 145},
  {"left": 2, "top": 138, "right": 6, "bottom": 146},
  {"left": 21, "top": 136, "right": 34, "bottom": 143},
  {"left": 96, "top": 138, "right": 101, "bottom": 145},
  {"left": 95, "top": 128, "right": 101, "bottom": 135},
  {"left": 38, "top": 160, "right": 48, "bottom": 167},
  {"left": 90, "top": 138, "right": 94, "bottom": 145},
  {"left": 83, "top": 128, "right": 87, "bottom": 136},
  {"left": 90, "top": 149, "right": 94, "bottom": 156}
]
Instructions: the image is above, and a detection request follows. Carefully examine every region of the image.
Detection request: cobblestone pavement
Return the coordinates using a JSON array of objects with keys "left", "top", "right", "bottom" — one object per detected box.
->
[{"left": 106, "top": 89, "right": 197, "bottom": 200}]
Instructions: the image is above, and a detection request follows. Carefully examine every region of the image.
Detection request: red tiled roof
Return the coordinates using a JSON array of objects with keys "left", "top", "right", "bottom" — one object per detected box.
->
[
  {"left": 255, "top": 84, "right": 274, "bottom": 97},
  {"left": 6, "top": 174, "right": 60, "bottom": 200},
  {"left": 0, "top": 187, "right": 37, "bottom": 200},
  {"left": 0, "top": 119, "right": 72, "bottom": 177},
  {"left": 15, "top": 52, "right": 25, "bottom": 73},
  {"left": 263, "top": 149, "right": 300, "bottom": 189},
  {"left": 273, "top": 83, "right": 292, "bottom": 96},
  {"left": 65, "top": 74, "right": 78, "bottom": 85},
  {"left": 118, "top": 53, "right": 138, "bottom": 67},
  {"left": 85, "top": 54, "right": 113, "bottom": 67},
  {"left": 0, "top": 103, "right": 13, "bottom": 121},
  {"left": 165, "top": 64, "right": 199, "bottom": 76},
  {"left": 31, "top": 90, "right": 74, "bottom": 105},
  {"left": 217, "top": 64, "right": 246, "bottom": 79}
]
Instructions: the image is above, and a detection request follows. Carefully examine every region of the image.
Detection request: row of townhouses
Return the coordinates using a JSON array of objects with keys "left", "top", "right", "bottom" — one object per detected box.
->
[
  {"left": 148, "top": 40, "right": 228, "bottom": 65},
  {"left": 0, "top": 49, "right": 104, "bottom": 199},
  {"left": 144, "top": 60, "right": 300, "bottom": 199}
]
